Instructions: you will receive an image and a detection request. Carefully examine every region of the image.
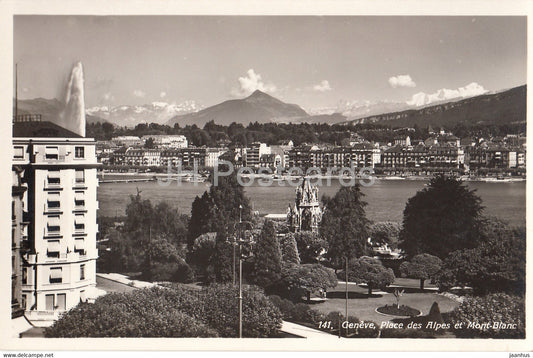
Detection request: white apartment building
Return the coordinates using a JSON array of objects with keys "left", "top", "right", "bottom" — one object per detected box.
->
[
  {"left": 141, "top": 134, "right": 188, "bottom": 148},
  {"left": 13, "top": 120, "right": 103, "bottom": 325},
  {"left": 205, "top": 148, "right": 227, "bottom": 168},
  {"left": 111, "top": 135, "right": 143, "bottom": 147}
]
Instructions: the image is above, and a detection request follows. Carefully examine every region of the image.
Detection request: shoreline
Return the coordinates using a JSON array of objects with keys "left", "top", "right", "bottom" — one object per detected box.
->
[{"left": 98, "top": 171, "right": 526, "bottom": 184}]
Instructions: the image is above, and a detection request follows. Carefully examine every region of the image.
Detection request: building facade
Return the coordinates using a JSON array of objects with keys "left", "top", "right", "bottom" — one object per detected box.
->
[{"left": 13, "top": 120, "right": 102, "bottom": 324}]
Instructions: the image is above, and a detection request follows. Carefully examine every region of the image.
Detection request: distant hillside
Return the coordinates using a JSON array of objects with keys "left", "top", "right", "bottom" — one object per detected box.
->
[
  {"left": 15, "top": 98, "right": 107, "bottom": 125},
  {"left": 167, "top": 90, "right": 309, "bottom": 127},
  {"left": 346, "top": 85, "right": 526, "bottom": 128}
]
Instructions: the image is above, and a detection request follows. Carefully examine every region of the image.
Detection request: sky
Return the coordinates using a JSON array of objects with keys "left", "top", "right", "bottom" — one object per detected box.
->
[{"left": 13, "top": 16, "right": 527, "bottom": 111}]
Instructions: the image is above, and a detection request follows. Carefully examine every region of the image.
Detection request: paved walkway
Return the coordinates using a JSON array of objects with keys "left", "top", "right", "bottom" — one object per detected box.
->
[
  {"left": 96, "top": 273, "right": 157, "bottom": 289},
  {"left": 280, "top": 321, "right": 340, "bottom": 339}
]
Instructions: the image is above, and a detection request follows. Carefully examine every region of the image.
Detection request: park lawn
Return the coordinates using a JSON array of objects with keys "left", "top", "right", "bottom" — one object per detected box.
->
[{"left": 313, "top": 281, "right": 459, "bottom": 326}]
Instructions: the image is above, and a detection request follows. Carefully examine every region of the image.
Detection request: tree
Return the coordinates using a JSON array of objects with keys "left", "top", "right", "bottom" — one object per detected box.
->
[
  {"left": 399, "top": 175, "right": 484, "bottom": 259},
  {"left": 399, "top": 253, "right": 442, "bottom": 290},
  {"left": 144, "top": 137, "right": 155, "bottom": 148},
  {"left": 142, "top": 237, "right": 194, "bottom": 283},
  {"left": 188, "top": 232, "right": 217, "bottom": 280},
  {"left": 251, "top": 220, "right": 282, "bottom": 290},
  {"left": 283, "top": 264, "right": 338, "bottom": 302},
  {"left": 292, "top": 231, "right": 328, "bottom": 264},
  {"left": 342, "top": 256, "right": 395, "bottom": 296},
  {"left": 279, "top": 234, "right": 300, "bottom": 265},
  {"left": 369, "top": 222, "right": 401, "bottom": 247},
  {"left": 435, "top": 219, "right": 525, "bottom": 295},
  {"left": 320, "top": 184, "right": 371, "bottom": 269},
  {"left": 187, "top": 192, "right": 215, "bottom": 249},
  {"left": 212, "top": 226, "right": 233, "bottom": 283}
]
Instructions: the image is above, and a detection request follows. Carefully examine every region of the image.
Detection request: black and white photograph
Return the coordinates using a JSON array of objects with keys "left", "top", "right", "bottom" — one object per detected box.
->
[{"left": 2, "top": 0, "right": 531, "bottom": 353}]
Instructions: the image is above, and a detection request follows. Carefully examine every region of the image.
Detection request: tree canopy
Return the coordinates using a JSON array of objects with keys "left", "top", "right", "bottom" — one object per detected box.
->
[
  {"left": 283, "top": 263, "right": 338, "bottom": 301},
  {"left": 399, "top": 253, "right": 442, "bottom": 290},
  {"left": 251, "top": 220, "right": 283, "bottom": 290},
  {"left": 342, "top": 256, "right": 395, "bottom": 295},
  {"left": 399, "top": 175, "right": 484, "bottom": 259},
  {"left": 320, "top": 184, "right": 371, "bottom": 268},
  {"left": 436, "top": 219, "right": 525, "bottom": 295}
]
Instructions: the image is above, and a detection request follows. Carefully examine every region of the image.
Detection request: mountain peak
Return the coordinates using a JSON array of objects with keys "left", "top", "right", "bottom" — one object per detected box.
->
[{"left": 247, "top": 90, "right": 272, "bottom": 99}]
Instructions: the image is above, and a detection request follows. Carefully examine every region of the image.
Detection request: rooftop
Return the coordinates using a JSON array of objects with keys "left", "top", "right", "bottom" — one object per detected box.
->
[{"left": 13, "top": 121, "right": 82, "bottom": 138}]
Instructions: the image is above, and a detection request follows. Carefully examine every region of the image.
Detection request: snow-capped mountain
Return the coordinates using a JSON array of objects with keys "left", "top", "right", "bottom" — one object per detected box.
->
[
  {"left": 308, "top": 99, "right": 411, "bottom": 121},
  {"left": 86, "top": 101, "right": 203, "bottom": 127}
]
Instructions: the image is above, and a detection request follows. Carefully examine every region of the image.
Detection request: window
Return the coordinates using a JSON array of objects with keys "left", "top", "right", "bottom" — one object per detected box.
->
[
  {"left": 22, "top": 268, "right": 27, "bottom": 285},
  {"left": 47, "top": 216, "right": 61, "bottom": 233},
  {"left": 80, "top": 264, "right": 85, "bottom": 280},
  {"left": 74, "top": 214, "right": 85, "bottom": 231},
  {"left": 75, "top": 169, "right": 85, "bottom": 183},
  {"left": 75, "top": 146, "right": 85, "bottom": 158},
  {"left": 14, "top": 146, "right": 24, "bottom": 159},
  {"left": 21, "top": 294, "right": 26, "bottom": 310},
  {"left": 47, "top": 170, "right": 61, "bottom": 185},
  {"left": 49, "top": 267, "right": 62, "bottom": 284},
  {"left": 45, "top": 147, "right": 59, "bottom": 160},
  {"left": 56, "top": 294, "right": 66, "bottom": 311},
  {"left": 74, "top": 238, "right": 86, "bottom": 256},
  {"left": 12, "top": 201, "right": 15, "bottom": 220},
  {"left": 45, "top": 294, "right": 54, "bottom": 311},
  {"left": 74, "top": 192, "right": 84, "bottom": 207},
  {"left": 47, "top": 240, "right": 60, "bottom": 258}
]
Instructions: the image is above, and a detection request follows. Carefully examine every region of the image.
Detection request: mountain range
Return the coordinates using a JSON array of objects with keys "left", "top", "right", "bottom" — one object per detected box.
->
[
  {"left": 15, "top": 84, "right": 526, "bottom": 130},
  {"left": 86, "top": 101, "right": 203, "bottom": 127},
  {"left": 345, "top": 85, "right": 526, "bottom": 128}
]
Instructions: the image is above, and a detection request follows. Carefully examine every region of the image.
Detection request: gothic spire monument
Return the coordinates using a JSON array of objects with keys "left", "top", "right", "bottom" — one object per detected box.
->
[{"left": 287, "top": 177, "right": 323, "bottom": 232}]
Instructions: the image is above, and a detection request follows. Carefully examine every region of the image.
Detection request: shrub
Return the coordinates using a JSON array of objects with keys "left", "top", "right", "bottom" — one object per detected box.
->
[
  {"left": 445, "top": 293, "right": 525, "bottom": 338},
  {"left": 269, "top": 295, "right": 323, "bottom": 325},
  {"left": 45, "top": 289, "right": 216, "bottom": 337},
  {"left": 200, "top": 284, "right": 282, "bottom": 337},
  {"left": 376, "top": 304, "right": 420, "bottom": 317},
  {"left": 46, "top": 284, "right": 283, "bottom": 338}
]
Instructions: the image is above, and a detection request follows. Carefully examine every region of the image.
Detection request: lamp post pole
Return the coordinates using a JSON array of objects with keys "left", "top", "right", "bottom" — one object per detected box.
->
[
  {"left": 238, "top": 204, "right": 243, "bottom": 338},
  {"left": 345, "top": 256, "right": 348, "bottom": 337},
  {"left": 232, "top": 236, "right": 236, "bottom": 285},
  {"left": 239, "top": 257, "right": 243, "bottom": 338}
]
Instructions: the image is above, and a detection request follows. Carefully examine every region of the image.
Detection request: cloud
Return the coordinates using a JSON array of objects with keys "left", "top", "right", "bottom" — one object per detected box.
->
[
  {"left": 160, "top": 91, "right": 167, "bottom": 98},
  {"left": 133, "top": 89, "right": 146, "bottom": 98},
  {"left": 312, "top": 80, "right": 332, "bottom": 92},
  {"left": 388, "top": 75, "right": 416, "bottom": 88},
  {"left": 231, "top": 69, "right": 277, "bottom": 97},
  {"left": 407, "top": 82, "right": 488, "bottom": 107}
]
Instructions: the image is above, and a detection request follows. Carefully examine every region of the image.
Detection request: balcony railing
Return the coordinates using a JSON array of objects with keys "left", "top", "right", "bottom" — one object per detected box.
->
[{"left": 13, "top": 114, "right": 42, "bottom": 122}]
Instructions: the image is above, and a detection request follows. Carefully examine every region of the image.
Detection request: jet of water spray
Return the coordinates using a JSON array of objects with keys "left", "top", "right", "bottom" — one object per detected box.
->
[{"left": 62, "top": 62, "right": 86, "bottom": 137}]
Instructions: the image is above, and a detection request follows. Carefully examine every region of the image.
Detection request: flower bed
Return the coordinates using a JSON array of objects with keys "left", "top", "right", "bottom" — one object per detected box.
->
[{"left": 376, "top": 304, "right": 421, "bottom": 317}]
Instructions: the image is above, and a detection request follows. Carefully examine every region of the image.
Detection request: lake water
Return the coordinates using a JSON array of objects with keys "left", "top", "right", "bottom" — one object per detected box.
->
[{"left": 97, "top": 178, "right": 526, "bottom": 226}]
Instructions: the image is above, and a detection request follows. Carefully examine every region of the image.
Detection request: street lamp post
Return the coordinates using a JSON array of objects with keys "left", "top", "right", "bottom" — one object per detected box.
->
[
  {"left": 235, "top": 205, "right": 253, "bottom": 339},
  {"left": 345, "top": 256, "right": 348, "bottom": 337}
]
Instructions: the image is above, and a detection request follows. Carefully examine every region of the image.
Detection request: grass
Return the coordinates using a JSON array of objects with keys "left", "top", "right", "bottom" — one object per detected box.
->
[{"left": 314, "top": 279, "right": 459, "bottom": 326}]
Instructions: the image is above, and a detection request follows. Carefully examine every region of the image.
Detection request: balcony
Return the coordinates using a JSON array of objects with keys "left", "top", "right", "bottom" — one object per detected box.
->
[
  {"left": 72, "top": 179, "right": 87, "bottom": 190},
  {"left": 43, "top": 203, "right": 62, "bottom": 215},
  {"left": 43, "top": 179, "right": 63, "bottom": 191}
]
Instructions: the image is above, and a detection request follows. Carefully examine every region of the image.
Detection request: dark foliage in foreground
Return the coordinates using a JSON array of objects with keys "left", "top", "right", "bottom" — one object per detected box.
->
[
  {"left": 444, "top": 293, "right": 525, "bottom": 339},
  {"left": 46, "top": 284, "right": 282, "bottom": 338}
]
